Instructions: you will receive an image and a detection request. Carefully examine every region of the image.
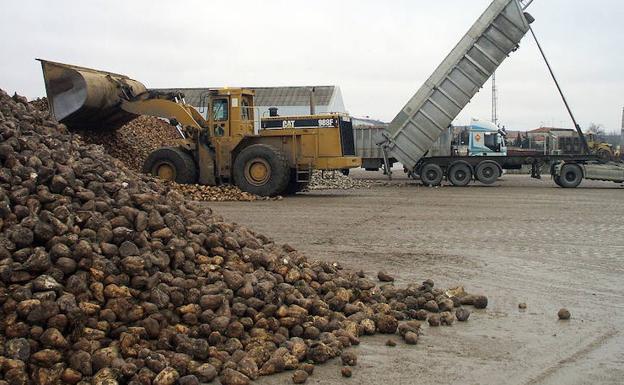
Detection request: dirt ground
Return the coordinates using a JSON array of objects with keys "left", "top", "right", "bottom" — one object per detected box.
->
[{"left": 211, "top": 171, "right": 624, "bottom": 385}]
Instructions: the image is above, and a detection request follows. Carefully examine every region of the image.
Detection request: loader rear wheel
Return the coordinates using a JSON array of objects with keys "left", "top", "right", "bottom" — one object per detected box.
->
[
  {"left": 143, "top": 147, "right": 197, "bottom": 184},
  {"left": 558, "top": 164, "right": 583, "bottom": 188},
  {"left": 233, "top": 144, "right": 290, "bottom": 196},
  {"left": 475, "top": 161, "right": 500, "bottom": 185},
  {"left": 420, "top": 163, "right": 443, "bottom": 186},
  {"left": 597, "top": 149, "right": 612, "bottom": 162},
  {"left": 448, "top": 162, "right": 472, "bottom": 187}
]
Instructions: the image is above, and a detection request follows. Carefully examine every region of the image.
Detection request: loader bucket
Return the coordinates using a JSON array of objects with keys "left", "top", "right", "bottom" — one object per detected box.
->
[{"left": 38, "top": 59, "right": 147, "bottom": 130}]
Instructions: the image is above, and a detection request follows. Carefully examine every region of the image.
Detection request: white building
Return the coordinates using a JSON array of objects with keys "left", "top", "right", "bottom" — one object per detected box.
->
[{"left": 154, "top": 86, "right": 346, "bottom": 119}]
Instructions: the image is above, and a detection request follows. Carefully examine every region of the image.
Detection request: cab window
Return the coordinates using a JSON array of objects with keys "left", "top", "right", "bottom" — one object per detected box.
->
[
  {"left": 212, "top": 99, "right": 228, "bottom": 121},
  {"left": 484, "top": 133, "right": 499, "bottom": 152},
  {"left": 241, "top": 98, "right": 251, "bottom": 121}
]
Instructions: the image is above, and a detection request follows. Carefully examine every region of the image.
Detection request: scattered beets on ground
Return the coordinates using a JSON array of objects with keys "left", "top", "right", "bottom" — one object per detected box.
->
[
  {"left": 306, "top": 171, "right": 373, "bottom": 191},
  {"left": 0, "top": 91, "right": 487, "bottom": 385},
  {"left": 170, "top": 183, "right": 278, "bottom": 203}
]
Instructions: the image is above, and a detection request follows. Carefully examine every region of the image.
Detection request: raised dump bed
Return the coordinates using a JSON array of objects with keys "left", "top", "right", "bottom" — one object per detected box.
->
[{"left": 386, "top": 0, "right": 532, "bottom": 171}]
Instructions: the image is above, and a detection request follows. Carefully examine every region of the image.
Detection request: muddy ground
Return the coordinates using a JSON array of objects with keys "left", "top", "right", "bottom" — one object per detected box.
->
[{"left": 211, "top": 171, "right": 624, "bottom": 385}]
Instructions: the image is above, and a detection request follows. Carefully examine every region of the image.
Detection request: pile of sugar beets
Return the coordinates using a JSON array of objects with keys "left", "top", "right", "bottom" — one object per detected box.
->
[{"left": 0, "top": 89, "right": 488, "bottom": 385}]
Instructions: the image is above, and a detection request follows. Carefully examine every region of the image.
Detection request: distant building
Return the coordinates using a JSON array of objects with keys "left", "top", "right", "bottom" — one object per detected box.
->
[
  {"left": 527, "top": 127, "right": 576, "bottom": 140},
  {"left": 153, "top": 86, "right": 346, "bottom": 119},
  {"left": 527, "top": 127, "right": 578, "bottom": 151},
  {"left": 351, "top": 117, "right": 387, "bottom": 128}
]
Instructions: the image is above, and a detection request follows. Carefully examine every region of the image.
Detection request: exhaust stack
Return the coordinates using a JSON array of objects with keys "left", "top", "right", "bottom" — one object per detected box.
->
[
  {"left": 309, "top": 87, "right": 316, "bottom": 115},
  {"left": 621, "top": 107, "right": 624, "bottom": 159}
]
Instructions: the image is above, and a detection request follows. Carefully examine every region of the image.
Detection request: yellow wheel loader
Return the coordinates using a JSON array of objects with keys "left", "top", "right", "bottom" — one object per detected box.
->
[
  {"left": 39, "top": 59, "right": 361, "bottom": 196},
  {"left": 586, "top": 133, "right": 615, "bottom": 162}
]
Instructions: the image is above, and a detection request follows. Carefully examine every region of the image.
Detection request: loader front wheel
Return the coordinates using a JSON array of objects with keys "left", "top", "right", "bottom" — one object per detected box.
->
[
  {"left": 143, "top": 147, "right": 197, "bottom": 184},
  {"left": 233, "top": 144, "right": 290, "bottom": 196}
]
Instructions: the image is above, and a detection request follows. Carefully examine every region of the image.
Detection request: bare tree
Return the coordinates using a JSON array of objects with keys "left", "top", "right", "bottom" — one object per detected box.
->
[{"left": 587, "top": 123, "right": 606, "bottom": 139}]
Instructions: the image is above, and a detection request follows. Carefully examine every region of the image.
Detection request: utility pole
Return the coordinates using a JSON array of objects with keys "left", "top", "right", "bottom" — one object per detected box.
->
[
  {"left": 492, "top": 72, "right": 498, "bottom": 125},
  {"left": 621, "top": 107, "right": 624, "bottom": 158}
]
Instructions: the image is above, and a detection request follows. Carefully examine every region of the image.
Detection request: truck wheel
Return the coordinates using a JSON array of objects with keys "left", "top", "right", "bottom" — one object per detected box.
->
[
  {"left": 475, "top": 161, "right": 500, "bottom": 185},
  {"left": 558, "top": 164, "right": 583, "bottom": 188},
  {"left": 553, "top": 176, "right": 564, "bottom": 187},
  {"left": 233, "top": 144, "right": 290, "bottom": 196},
  {"left": 420, "top": 163, "right": 443, "bottom": 186},
  {"left": 143, "top": 147, "right": 197, "bottom": 184},
  {"left": 448, "top": 162, "right": 472, "bottom": 187}
]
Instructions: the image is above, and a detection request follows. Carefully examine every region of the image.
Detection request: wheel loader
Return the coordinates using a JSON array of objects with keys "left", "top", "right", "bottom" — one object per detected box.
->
[
  {"left": 586, "top": 133, "right": 615, "bottom": 162},
  {"left": 38, "top": 59, "right": 361, "bottom": 196}
]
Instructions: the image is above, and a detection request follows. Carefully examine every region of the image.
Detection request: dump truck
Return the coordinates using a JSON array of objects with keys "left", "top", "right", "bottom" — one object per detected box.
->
[
  {"left": 38, "top": 60, "right": 360, "bottom": 196},
  {"left": 368, "top": 0, "right": 624, "bottom": 188},
  {"left": 353, "top": 120, "right": 507, "bottom": 176}
]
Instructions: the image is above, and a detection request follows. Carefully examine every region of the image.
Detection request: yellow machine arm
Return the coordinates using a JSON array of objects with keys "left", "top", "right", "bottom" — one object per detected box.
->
[{"left": 121, "top": 98, "right": 206, "bottom": 131}]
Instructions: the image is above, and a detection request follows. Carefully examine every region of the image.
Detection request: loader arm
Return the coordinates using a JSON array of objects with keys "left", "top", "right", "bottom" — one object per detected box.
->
[{"left": 120, "top": 98, "right": 205, "bottom": 131}]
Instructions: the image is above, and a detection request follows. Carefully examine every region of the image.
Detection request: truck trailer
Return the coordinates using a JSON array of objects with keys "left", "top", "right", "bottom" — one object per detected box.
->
[{"left": 361, "top": 0, "right": 624, "bottom": 188}]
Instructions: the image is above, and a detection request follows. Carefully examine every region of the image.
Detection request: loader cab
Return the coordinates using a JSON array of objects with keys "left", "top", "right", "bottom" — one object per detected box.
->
[
  {"left": 205, "top": 89, "right": 256, "bottom": 178},
  {"left": 206, "top": 88, "right": 256, "bottom": 139}
]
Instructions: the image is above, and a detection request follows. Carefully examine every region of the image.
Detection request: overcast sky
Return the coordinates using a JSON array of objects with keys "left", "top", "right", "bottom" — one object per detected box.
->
[{"left": 1, "top": 0, "right": 623, "bottom": 132}]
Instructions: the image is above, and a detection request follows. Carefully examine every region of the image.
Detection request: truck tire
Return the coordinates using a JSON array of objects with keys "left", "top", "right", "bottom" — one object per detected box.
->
[
  {"left": 475, "top": 161, "right": 500, "bottom": 185},
  {"left": 448, "top": 162, "right": 472, "bottom": 187},
  {"left": 143, "top": 147, "right": 197, "bottom": 184},
  {"left": 233, "top": 144, "right": 290, "bottom": 196},
  {"left": 558, "top": 164, "right": 583, "bottom": 188},
  {"left": 420, "top": 163, "right": 443, "bottom": 186},
  {"left": 553, "top": 176, "right": 564, "bottom": 187}
]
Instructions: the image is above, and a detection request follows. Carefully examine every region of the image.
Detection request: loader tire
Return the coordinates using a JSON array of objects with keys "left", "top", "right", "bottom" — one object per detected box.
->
[
  {"left": 597, "top": 149, "right": 612, "bottom": 162},
  {"left": 475, "top": 161, "right": 500, "bottom": 185},
  {"left": 420, "top": 163, "right": 443, "bottom": 186},
  {"left": 233, "top": 144, "right": 290, "bottom": 196},
  {"left": 143, "top": 147, "right": 197, "bottom": 184},
  {"left": 558, "top": 164, "right": 583, "bottom": 188},
  {"left": 448, "top": 162, "right": 472, "bottom": 187}
]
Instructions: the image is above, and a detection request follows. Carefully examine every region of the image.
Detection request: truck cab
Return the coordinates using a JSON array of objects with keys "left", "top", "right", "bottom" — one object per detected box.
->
[{"left": 467, "top": 120, "right": 507, "bottom": 156}]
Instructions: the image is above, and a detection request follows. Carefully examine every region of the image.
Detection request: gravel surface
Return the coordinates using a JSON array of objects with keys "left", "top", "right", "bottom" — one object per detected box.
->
[{"left": 213, "top": 171, "right": 624, "bottom": 385}]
